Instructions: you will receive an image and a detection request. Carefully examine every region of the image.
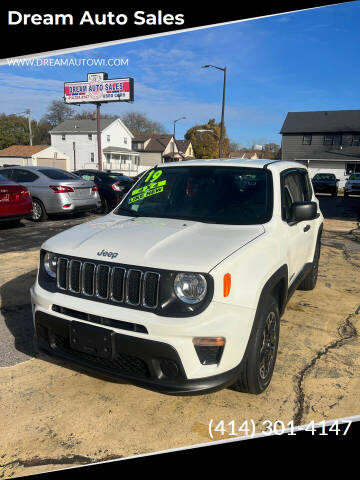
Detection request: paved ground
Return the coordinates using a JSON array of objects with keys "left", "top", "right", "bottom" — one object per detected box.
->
[{"left": 0, "top": 196, "right": 359, "bottom": 478}]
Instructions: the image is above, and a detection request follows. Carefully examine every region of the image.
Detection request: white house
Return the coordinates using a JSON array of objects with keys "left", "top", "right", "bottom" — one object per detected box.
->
[
  {"left": 51, "top": 118, "right": 140, "bottom": 172},
  {"left": 0, "top": 145, "right": 70, "bottom": 169}
]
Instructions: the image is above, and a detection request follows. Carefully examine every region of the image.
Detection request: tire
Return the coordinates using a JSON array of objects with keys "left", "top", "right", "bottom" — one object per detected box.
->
[
  {"left": 31, "top": 198, "right": 48, "bottom": 222},
  {"left": 231, "top": 295, "right": 280, "bottom": 394},
  {"left": 96, "top": 197, "right": 109, "bottom": 214},
  {"left": 344, "top": 191, "right": 349, "bottom": 198},
  {"left": 332, "top": 190, "right": 337, "bottom": 197},
  {"left": 298, "top": 237, "right": 321, "bottom": 291}
]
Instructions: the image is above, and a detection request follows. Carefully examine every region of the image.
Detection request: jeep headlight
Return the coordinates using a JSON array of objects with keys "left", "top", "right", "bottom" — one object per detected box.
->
[
  {"left": 174, "top": 273, "right": 207, "bottom": 304},
  {"left": 44, "top": 252, "right": 58, "bottom": 278}
]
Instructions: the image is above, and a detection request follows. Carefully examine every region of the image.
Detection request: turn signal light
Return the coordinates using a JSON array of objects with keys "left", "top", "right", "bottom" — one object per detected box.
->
[
  {"left": 91, "top": 185, "right": 98, "bottom": 191},
  {"left": 193, "top": 337, "right": 225, "bottom": 347},
  {"left": 223, "top": 273, "right": 231, "bottom": 297}
]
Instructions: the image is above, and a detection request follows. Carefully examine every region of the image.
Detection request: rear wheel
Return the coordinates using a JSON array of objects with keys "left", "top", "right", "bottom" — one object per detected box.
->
[
  {"left": 96, "top": 197, "right": 109, "bottom": 214},
  {"left": 332, "top": 190, "right": 338, "bottom": 197},
  {"left": 31, "top": 198, "right": 48, "bottom": 222},
  {"left": 231, "top": 296, "right": 280, "bottom": 394}
]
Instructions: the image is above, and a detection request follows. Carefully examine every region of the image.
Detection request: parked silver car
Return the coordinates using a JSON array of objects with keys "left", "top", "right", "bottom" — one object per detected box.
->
[
  {"left": 0, "top": 166, "right": 101, "bottom": 221},
  {"left": 344, "top": 173, "right": 360, "bottom": 197}
]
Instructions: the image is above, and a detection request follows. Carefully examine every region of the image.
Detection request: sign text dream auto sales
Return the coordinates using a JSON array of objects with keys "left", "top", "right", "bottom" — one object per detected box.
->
[{"left": 8, "top": 11, "right": 185, "bottom": 26}]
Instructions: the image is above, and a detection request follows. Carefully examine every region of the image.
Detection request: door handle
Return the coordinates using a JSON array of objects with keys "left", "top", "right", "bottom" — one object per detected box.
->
[{"left": 303, "top": 224, "right": 311, "bottom": 232}]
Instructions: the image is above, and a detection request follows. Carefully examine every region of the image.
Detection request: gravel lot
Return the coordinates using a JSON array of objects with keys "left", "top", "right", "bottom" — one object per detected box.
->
[{"left": 0, "top": 196, "right": 359, "bottom": 478}]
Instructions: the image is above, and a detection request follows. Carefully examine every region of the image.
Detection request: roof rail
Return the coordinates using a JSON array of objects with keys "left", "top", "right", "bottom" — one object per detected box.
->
[{"left": 263, "top": 160, "right": 280, "bottom": 170}]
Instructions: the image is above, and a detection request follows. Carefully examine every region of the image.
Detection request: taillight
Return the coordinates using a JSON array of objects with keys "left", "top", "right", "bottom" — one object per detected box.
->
[
  {"left": 92, "top": 185, "right": 98, "bottom": 191},
  {"left": 111, "top": 182, "right": 123, "bottom": 192},
  {"left": 49, "top": 185, "right": 74, "bottom": 193}
]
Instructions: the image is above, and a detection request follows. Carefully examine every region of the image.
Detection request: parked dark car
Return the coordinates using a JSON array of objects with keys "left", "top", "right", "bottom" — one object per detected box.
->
[
  {"left": 74, "top": 170, "right": 135, "bottom": 213},
  {"left": 0, "top": 173, "right": 33, "bottom": 226},
  {"left": 311, "top": 173, "right": 339, "bottom": 197}
]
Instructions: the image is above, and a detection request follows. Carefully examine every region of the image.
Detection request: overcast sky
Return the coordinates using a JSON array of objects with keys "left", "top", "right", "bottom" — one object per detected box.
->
[{"left": 1, "top": 2, "right": 360, "bottom": 146}]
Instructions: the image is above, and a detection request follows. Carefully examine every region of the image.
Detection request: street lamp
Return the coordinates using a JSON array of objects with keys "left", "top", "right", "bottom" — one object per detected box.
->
[
  {"left": 173, "top": 116, "right": 186, "bottom": 139},
  {"left": 172, "top": 116, "right": 186, "bottom": 160},
  {"left": 202, "top": 64, "right": 227, "bottom": 158}
]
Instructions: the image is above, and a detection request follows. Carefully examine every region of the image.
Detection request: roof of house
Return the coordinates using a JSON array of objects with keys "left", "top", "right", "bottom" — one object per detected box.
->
[
  {"left": 51, "top": 118, "right": 115, "bottom": 133},
  {"left": 144, "top": 135, "right": 174, "bottom": 153},
  {"left": 176, "top": 139, "right": 191, "bottom": 153},
  {"left": 0, "top": 145, "right": 49, "bottom": 157},
  {"left": 132, "top": 134, "right": 152, "bottom": 142},
  {"left": 280, "top": 110, "right": 360, "bottom": 134}
]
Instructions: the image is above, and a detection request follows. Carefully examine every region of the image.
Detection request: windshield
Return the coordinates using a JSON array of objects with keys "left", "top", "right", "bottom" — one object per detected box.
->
[
  {"left": 40, "top": 169, "right": 80, "bottom": 180},
  {"left": 115, "top": 166, "right": 273, "bottom": 225},
  {"left": 314, "top": 174, "right": 335, "bottom": 180},
  {"left": 349, "top": 173, "right": 360, "bottom": 180}
]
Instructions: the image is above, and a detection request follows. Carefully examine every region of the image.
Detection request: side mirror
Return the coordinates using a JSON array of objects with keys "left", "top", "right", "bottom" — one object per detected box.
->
[{"left": 290, "top": 201, "right": 317, "bottom": 223}]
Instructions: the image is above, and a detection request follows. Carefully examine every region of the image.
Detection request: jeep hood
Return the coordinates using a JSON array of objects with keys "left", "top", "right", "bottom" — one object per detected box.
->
[{"left": 42, "top": 214, "right": 265, "bottom": 272}]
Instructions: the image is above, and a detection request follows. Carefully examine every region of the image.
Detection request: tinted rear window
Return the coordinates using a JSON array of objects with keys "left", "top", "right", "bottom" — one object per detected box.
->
[{"left": 39, "top": 169, "right": 80, "bottom": 180}]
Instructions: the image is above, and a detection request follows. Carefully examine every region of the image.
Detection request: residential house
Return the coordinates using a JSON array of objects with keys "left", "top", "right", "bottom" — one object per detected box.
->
[
  {"left": 51, "top": 118, "right": 139, "bottom": 173},
  {"left": 280, "top": 110, "right": 360, "bottom": 186},
  {"left": 0, "top": 145, "right": 70, "bottom": 169},
  {"left": 175, "top": 139, "right": 195, "bottom": 160},
  {"left": 132, "top": 134, "right": 182, "bottom": 166}
]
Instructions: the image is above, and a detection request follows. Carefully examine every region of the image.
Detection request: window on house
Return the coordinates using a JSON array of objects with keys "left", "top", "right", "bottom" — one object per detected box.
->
[
  {"left": 324, "top": 134, "right": 342, "bottom": 146},
  {"left": 107, "top": 135, "right": 110, "bottom": 142},
  {"left": 61, "top": 134, "right": 66, "bottom": 141},
  {"left": 346, "top": 163, "right": 360, "bottom": 174},
  {"left": 333, "top": 135, "right": 342, "bottom": 145},
  {"left": 352, "top": 135, "right": 360, "bottom": 146},
  {"left": 90, "top": 153, "right": 95, "bottom": 162},
  {"left": 88, "top": 134, "right": 92, "bottom": 141},
  {"left": 302, "top": 135, "right": 312, "bottom": 145},
  {"left": 124, "top": 137, "right": 127, "bottom": 144}
]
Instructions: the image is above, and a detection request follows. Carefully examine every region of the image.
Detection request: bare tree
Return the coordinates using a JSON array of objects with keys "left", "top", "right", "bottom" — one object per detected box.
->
[
  {"left": 44, "top": 100, "right": 75, "bottom": 127},
  {"left": 121, "top": 111, "right": 167, "bottom": 136}
]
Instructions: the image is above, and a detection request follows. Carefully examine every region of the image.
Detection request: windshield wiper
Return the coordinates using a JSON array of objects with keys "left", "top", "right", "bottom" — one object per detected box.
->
[{"left": 116, "top": 206, "right": 141, "bottom": 217}]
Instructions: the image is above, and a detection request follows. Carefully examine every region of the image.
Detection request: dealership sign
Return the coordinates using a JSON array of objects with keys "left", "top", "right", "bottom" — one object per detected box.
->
[{"left": 64, "top": 73, "right": 134, "bottom": 104}]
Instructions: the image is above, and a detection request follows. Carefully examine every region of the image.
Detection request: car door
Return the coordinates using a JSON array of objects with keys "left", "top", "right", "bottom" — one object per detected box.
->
[
  {"left": 10, "top": 169, "right": 40, "bottom": 197},
  {"left": 280, "top": 169, "right": 316, "bottom": 284}
]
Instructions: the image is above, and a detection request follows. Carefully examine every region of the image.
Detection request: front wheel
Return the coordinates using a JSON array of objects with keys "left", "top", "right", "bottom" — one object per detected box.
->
[
  {"left": 31, "top": 198, "right": 48, "bottom": 222},
  {"left": 231, "top": 296, "right": 280, "bottom": 394}
]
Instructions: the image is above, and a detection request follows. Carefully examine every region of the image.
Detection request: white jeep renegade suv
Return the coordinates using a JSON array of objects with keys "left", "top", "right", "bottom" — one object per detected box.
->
[{"left": 31, "top": 159, "right": 323, "bottom": 395}]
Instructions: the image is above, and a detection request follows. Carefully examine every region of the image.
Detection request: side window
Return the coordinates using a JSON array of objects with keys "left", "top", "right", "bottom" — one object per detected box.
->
[
  {"left": 282, "top": 170, "right": 310, "bottom": 222},
  {"left": 11, "top": 169, "right": 38, "bottom": 183},
  {"left": 0, "top": 169, "right": 13, "bottom": 179}
]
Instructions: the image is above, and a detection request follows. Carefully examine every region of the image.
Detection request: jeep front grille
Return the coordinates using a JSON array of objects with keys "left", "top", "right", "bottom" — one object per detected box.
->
[{"left": 56, "top": 257, "right": 160, "bottom": 309}]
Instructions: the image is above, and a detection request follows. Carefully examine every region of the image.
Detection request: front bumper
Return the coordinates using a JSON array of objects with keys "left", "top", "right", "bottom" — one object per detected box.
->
[{"left": 31, "top": 282, "right": 255, "bottom": 394}]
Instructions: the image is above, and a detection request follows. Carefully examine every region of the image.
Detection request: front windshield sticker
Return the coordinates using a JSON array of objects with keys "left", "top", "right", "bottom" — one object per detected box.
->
[{"left": 128, "top": 170, "right": 166, "bottom": 204}]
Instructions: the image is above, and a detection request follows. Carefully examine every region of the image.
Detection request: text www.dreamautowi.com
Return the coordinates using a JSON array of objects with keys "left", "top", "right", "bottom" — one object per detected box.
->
[{"left": 6, "top": 57, "right": 129, "bottom": 67}]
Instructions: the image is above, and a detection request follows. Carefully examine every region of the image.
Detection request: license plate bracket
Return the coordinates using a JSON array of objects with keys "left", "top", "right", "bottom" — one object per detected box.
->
[{"left": 69, "top": 321, "right": 113, "bottom": 359}]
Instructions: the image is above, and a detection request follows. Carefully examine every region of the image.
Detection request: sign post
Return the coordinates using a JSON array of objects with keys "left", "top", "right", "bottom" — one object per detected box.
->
[{"left": 64, "top": 73, "right": 134, "bottom": 171}]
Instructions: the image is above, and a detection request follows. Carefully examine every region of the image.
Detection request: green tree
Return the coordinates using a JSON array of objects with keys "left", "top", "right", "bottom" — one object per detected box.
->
[
  {"left": 32, "top": 119, "right": 51, "bottom": 144},
  {"left": 185, "top": 119, "right": 229, "bottom": 158},
  {"left": 0, "top": 114, "right": 29, "bottom": 149}
]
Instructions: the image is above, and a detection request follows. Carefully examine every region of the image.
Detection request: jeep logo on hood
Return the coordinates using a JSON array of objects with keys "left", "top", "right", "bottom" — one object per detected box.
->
[{"left": 97, "top": 249, "right": 118, "bottom": 260}]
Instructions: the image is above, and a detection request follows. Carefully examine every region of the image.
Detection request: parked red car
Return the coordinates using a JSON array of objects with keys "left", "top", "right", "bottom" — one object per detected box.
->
[{"left": 0, "top": 173, "right": 33, "bottom": 225}]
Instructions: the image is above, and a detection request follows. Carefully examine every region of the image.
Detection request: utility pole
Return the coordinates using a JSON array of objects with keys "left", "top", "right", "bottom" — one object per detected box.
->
[
  {"left": 25, "top": 109, "right": 32, "bottom": 145},
  {"left": 96, "top": 103, "right": 102, "bottom": 171}
]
